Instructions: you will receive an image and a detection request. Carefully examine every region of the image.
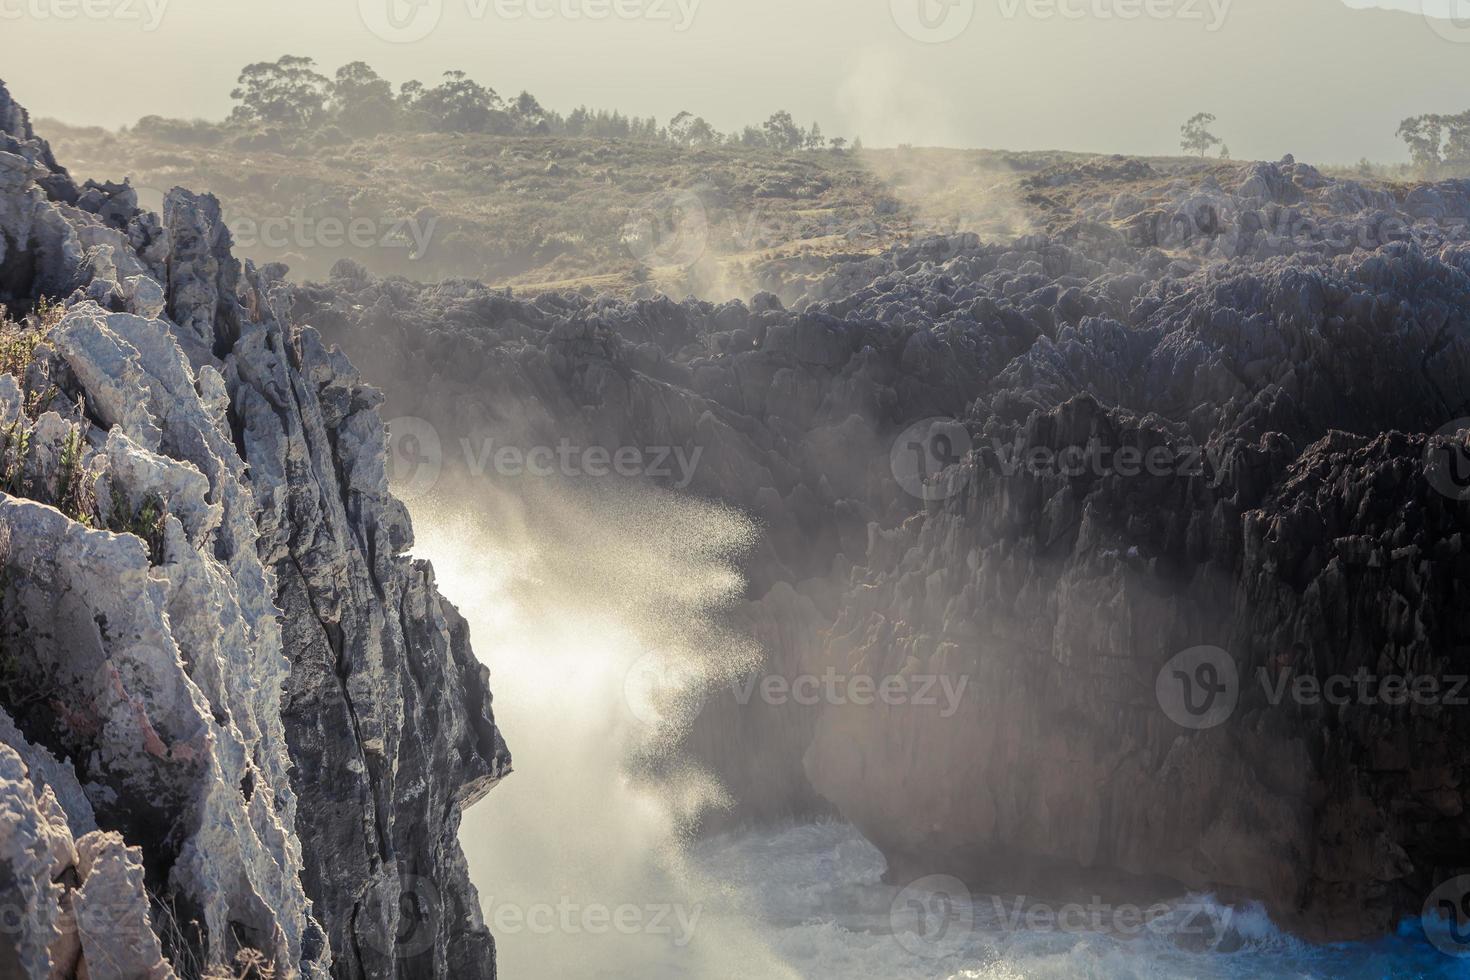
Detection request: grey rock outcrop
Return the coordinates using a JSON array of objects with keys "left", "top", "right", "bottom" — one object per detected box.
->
[
  {"left": 295, "top": 159, "right": 1470, "bottom": 940},
  {"left": 0, "top": 80, "right": 509, "bottom": 980}
]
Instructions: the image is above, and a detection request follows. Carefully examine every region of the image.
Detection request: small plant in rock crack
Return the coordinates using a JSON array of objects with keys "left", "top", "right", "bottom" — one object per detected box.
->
[
  {"left": 30, "top": 296, "right": 64, "bottom": 333},
  {"left": 22, "top": 382, "right": 59, "bottom": 422},
  {"left": 56, "top": 423, "right": 98, "bottom": 526},
  {"left": 0, "top": 313, "right": 41, "bottom": 382},
  {"left": 151, "top": 894, "right": 210, "bottom": 980},
  {"left": 0, "top": 297, "right": 69, "bottom": 425},
  {"left": 0, "top": 297, "right": 63, "bottom": 380},
  {"left": 0, "top": 330, "right": 39, "bottom": 380},
  {"left": 108, "top": 490, "right": 168, "bottom": 564},
  {"left": 1, "top": 420, "right": 32, "bottom": 497}
]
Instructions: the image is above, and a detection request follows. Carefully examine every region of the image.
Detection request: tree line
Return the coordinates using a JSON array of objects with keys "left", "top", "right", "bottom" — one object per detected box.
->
[{"left": 209, "top": 55, "right": 860, "bottom": 152}]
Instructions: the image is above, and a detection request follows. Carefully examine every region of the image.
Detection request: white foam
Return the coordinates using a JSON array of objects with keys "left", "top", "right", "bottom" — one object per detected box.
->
[
  {"left": 417, "top": 492, "right": 1455, "bottom": 980},
  {"left": 687, "top": 823, "right": 1457, "bottom": 980}
]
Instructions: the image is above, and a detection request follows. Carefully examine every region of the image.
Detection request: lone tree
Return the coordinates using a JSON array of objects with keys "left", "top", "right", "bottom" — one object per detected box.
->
[
  {"left": 669, "top": 111, "right": 721, "bottom": 147},
  {"left": 762, "top": 111, "right": 805, "bottom": 152},
  {"left": 331, "top": 61, "right": 398, "bottom": 135},
  {"left": 412, "top": 71, "right": 506, "bottom": 133},
  {"left": 1398, "top": 115, "right": 1445, "bottom": 171},
  {"left": 1180, "top": 112, "right": 1221, "bottom": 157},
  {"left": 512, "top": 91, "right": 551, "bottom": 132},
  {"left": 230, "top": 56, "right": 331, "bottom": 128}
]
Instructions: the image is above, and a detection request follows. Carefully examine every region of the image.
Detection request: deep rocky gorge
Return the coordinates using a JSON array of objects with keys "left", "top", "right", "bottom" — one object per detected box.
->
[
  {"left": 3, "top": 61, "right": 1469, "bottom": 977},
  {"left": 294, "top": 156, "right": 1470, "bottom": 941},
  {"left": 0, "top": 82, "right": 508, "bottom": 979}
]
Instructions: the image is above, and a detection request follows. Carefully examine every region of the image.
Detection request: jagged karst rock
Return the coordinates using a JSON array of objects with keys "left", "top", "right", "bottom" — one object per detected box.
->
[
  {"left": 295, "top": 155, "right": 1470, "bottom": 940},
  {"left": 0, "top": 79, "right": 509, "bottom": 980}
]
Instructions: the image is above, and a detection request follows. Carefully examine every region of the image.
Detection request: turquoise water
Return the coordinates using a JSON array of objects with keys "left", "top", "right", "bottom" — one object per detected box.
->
[{"left": 421, "top": 502, "right": 1470, "bottom": 980}]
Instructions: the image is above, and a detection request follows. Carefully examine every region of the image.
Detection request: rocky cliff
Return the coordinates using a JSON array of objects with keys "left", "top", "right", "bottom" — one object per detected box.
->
[
  {"left": 295, "top": 156, "right": 1470, "bottom": 939},
  {"left": 0, "top": 81, "right": 509, "bottom": 979}
]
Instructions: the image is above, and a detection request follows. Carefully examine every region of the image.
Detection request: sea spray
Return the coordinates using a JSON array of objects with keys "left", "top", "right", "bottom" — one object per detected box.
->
[{"left": 412, "top": 481, "right": 788, "bottom": 977}]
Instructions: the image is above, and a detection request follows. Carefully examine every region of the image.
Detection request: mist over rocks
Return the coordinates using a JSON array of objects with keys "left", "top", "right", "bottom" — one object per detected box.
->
[
  {"left": 296, "top": 153, "right": 1470, "bottom": 940},
  {"left": 0, "top": 80, "right": 508, "bottom": 980}
]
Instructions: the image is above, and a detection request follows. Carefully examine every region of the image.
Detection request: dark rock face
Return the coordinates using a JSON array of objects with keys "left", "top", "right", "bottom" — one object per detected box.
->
[
  {"left": 297, "top": 161, "right": 1470, "bottom": 939},
  {"left": 0, "top": 80, "right": 509, "bottom": 980}
]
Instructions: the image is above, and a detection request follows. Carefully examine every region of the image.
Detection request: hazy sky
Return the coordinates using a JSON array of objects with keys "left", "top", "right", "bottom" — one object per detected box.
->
[{"left": 2, "top": 0, "right": 1465, "bottom": 161}]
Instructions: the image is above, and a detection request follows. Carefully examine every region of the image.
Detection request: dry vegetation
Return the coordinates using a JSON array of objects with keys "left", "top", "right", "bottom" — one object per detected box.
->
[
  {"left": 47, "top": 122, "right": 900, "bottom": 295},
  {"left": 42, "top": 121, "right": 1431, "bottom": 302}
]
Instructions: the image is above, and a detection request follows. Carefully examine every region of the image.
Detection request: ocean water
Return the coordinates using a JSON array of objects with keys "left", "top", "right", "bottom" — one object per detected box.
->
[
  {"left": 687, "top": 821, "right": 1468, "bottom": 980},
  {"left": 414, "top": 491, "right": 1469, "bottom": 980}
]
